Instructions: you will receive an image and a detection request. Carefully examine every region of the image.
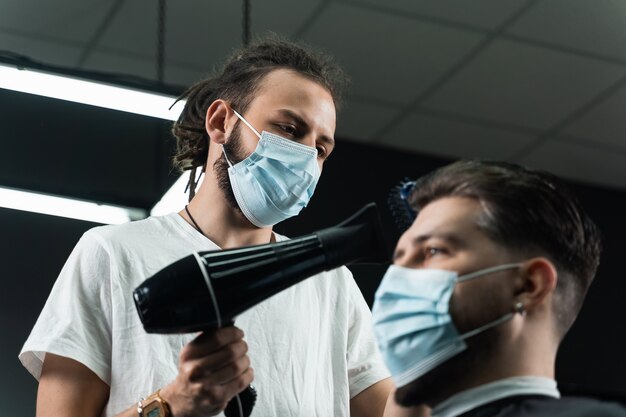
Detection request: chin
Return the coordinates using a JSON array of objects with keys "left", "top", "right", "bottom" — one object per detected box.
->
[
  {"left": 393, "top": 327, "right": 505, "bottom": 408},
  {"left": 394, "top": 346, "right": 477, "bottom": 408}
]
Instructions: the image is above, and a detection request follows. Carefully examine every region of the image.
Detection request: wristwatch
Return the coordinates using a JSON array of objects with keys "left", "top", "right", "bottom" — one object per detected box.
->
[{"left": 137, "top": 390, "right": 171, "bottom": 417}]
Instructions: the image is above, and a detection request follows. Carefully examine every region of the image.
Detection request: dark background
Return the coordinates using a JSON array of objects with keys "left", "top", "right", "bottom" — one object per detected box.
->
[{"left": 2, "top": 91, "right": 626, "bottom": 415}]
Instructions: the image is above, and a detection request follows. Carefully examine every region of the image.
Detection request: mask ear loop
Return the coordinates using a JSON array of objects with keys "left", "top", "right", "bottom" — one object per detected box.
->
[
  {"left": 232, "top": 109, "right": 262, "bottom": 138},
  {"left": 222, "top": 109, "right": 261, "bottom": 169},
  {"left": 222, "top": 145, "right": 234, "bottom": 168}
]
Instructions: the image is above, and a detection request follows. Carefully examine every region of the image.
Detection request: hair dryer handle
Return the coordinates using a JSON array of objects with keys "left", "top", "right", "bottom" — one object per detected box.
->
[{"left": 222, "top": 321, "right": 256, "bottom": 417}]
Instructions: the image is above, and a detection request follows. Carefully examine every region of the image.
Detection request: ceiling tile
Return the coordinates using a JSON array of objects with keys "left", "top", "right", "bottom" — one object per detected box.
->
[
  {"left": 83, "top": 49, "right": 204, "bottom": 88},
  {"left": 518, "top": 140, "right": 626, "bottom": 190},
  {"left": 0, "top": 31, "right": 83, "bottom": 67},
  {"left": 380, "top": 110, "right": 535, "bottom": 160},
  {"left": 302, "top": 2, "right": 485, "bottom": 105},
  {"left": 97, "top": 0, "right": 239, "bottom": 71},
  {"left": 163, "top": 0, "right": 243, "bottom": 67},
  {"left": 81, "top": 50, "right": 154, "bottom": 79},
  {"left": 507, "top": 0, "right": 626, "bottom": 61},
  {"left": 166, "top": 65, "right": 208, "bottom": 88},
  {"left": 561, "top": 82, "right": 626, "bottom": 150},
  {"left": 97, "top": 1, "right": 160, "bottom": 59},
  {"left": 423, "top": 39, "right": 625, "bottom": 130},
  {"left": 347, "top": 0, "right": 528, "bottom": 30},
  {"left": 335, "top": 99, "right": 401, "bottom": 142},
  {"left": 0, "top": 0, "right": 109, "bottom": 43},
  {"left": 253, "top": 0, "right": 324, "bottom": 36}
]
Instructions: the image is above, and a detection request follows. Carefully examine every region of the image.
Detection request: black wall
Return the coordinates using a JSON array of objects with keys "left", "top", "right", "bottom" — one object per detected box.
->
[{"left": 3, "top": 139, "right": 626, "bottom": 416}]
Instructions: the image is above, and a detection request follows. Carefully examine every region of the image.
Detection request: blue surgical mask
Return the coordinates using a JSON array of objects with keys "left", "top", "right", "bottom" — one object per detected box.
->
[
  {"left": 222, "top": 110, "right": 321, "bottom": 227},
  {"left": 372, "top": 263, "right": 525, "bottom": 387}
]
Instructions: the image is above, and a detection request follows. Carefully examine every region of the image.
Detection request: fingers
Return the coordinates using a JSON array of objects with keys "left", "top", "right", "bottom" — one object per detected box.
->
[
  {"left": 194, "top": 353, "right": 251, "bottom": 385},
  {"left": 190, "top": 338, "right": 249, "bottom": 377},
  {"left": 168, "top": 326, "right": 254, "bottom": 416},
  {"left": 191, "top": 368, "right": 255, "bottom": 415},
  {"left": 181, "top": 326, "right": 245, "bottom": 361}
]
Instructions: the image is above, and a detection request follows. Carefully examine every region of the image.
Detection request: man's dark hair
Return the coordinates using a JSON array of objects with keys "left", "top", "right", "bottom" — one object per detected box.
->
[
  {"left": 408, "top": 160, "right": 602, "bottom": 339},
  {"left": 171, "top": 35, "right": 347, "bottom": 179}
]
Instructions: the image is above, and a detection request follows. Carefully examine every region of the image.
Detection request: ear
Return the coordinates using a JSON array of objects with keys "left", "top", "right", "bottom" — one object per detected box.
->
[
  {"left": 205, "top": 99, "right": 236, "bottom": 145},
  {"left": 514, "top": 257, "right": 558, "bottom": 312}
]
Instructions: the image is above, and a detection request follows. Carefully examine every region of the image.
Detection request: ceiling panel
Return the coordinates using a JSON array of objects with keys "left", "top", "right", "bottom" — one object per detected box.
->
[
  {"left": 381, "top": 110, "right": 536, "bottom": 160},
  {"left": 423, "top": 39, "right": 625, "bottom": 130},
  {"left": 0, "top": 31, "right": 83, "bottom": 67},
  {"left": 518, "top": 140, "right": 626, "bottom": 190},
  {"left": 164, "top": 0, "right": 242, "bottom": 68},
  {"left": 507, "top": 0, "right": 626, "bottom": 61},
  {"left": 97, "top": 1, "right": 161, "bottom": 59},
  {"left": 561, "top": 82, "right": 626, "bottom": 150},
  {"left": 165, "top": 64, "right": 209, "bottom": 89},
  {"left": 81, "top": 50, "right": 162, "bottom": 83},
  {"left": 302, "top": 2, "right": 485, "bottom": 105},
  {"left": 253, "top": 0, "right": 325, "bottom": 37},
  {"left": 347, "top": 0, "right": 529, "bottom": 30},
  {"left": 0, "top": 0, "right": 108, "bottom": 44},
  {"left": 335, "top": 99, "right": 401, "bottom": 142}
]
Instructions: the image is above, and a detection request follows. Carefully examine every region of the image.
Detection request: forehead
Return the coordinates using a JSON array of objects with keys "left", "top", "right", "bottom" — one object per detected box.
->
[
  {"left": 248, "top": 69, "right": 336, "bottom": 128},
  {"left": 404, "top": 196, "right": 490, "bottom": 244}
]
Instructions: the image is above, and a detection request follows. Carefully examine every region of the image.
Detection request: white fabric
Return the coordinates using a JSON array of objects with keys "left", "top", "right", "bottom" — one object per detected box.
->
[
  {"left": 432, "top": 376, "right": 561, "bottom": 417},
  {"left": 19, "top": 213, "right": 389, "bottom": 417}
]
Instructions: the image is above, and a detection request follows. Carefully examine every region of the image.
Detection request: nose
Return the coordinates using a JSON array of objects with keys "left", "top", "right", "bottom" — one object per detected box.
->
[
  {"left": 392, "top": 246, "right": 410, "bottom": 268},
  {"left": 295, "top": 132, "right": 316, "bottom": 149}
]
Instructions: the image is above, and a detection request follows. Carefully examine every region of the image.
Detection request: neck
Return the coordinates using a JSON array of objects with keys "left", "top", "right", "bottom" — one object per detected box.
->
[
  {"left": 179, "top": 172, "right": 274, "bottom": 249},
  {"left": 426, "top": 317, "right": 558, "bottom": 408},
  {"left": 414, "top": 312, "right": 558, "bottom": 406}
]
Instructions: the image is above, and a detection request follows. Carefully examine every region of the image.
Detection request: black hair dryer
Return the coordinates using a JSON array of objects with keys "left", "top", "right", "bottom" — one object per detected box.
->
[{"left": 132, "top": 202, "right": 389, "bottom": 416}]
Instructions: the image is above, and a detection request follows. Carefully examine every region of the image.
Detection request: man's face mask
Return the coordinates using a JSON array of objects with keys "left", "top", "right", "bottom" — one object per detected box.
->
[
  {"left": 222, "top": 110, "right": 321, "bottom": 228},
  {"left": 372, "top": 263, "right": 526, "bottom": 388}
]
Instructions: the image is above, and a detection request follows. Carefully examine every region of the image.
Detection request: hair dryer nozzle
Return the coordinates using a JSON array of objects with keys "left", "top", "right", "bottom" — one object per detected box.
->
[{"left": 315, "top": 202, "right": 390, "bottom": 266}]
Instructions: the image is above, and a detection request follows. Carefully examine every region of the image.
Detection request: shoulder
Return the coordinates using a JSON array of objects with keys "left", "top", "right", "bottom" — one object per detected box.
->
[
  {"left": 86, "top": 213, "right": 176, "bottom": 242},
  {"left": 557, "top": 396, "right": 626, "bottom": 416},
  {"left": 81, "top": 213, "right": 181, "bottom": 253},
  {"left": 503, "top": 395, "right": 626, "bottom": 417}
]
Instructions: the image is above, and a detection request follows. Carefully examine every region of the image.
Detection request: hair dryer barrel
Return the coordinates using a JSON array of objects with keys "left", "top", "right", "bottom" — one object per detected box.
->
[{"left": 133, "top": 203, "right": 389, "bottom": 334}]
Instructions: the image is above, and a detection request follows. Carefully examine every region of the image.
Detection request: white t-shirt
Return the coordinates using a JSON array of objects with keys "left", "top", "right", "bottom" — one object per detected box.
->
[{"left": 20, "top": 213, "right": 389, "bottom": 417}]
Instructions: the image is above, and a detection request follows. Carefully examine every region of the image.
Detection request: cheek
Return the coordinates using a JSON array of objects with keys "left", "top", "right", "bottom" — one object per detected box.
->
[{"left": 449, "top": 280, "right": 511, "bottom": 332}]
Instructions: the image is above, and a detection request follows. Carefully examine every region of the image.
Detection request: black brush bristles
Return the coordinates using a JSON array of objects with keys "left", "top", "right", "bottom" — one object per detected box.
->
[{"left": 387, "top": 179, "right": 417, "bottom": 233}]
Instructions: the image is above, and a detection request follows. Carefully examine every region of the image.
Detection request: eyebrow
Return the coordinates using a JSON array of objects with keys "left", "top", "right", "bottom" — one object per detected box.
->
[
  {"left": 412, "top": 232, "right": 466, "bottom": 247},
  {"left": 277, "top": 109, "right": 335, "bottom": 149},
  {"left": 392, "top": 232, "right": 465, "bottom": 261}
]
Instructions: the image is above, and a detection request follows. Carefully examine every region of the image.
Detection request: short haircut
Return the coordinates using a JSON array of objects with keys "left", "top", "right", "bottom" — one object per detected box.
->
[
  {"left": 408, "top": 160, "right": 602, "bottom": 338},
  {"left": 171, "top": 34, "right": 347, "bottom": 173}
]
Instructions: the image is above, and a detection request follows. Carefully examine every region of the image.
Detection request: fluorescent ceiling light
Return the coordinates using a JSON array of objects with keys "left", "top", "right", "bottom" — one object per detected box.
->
[
  {"left": 0, "top": 186, "right": 147, "bottom": 224},
  {"left": 0, "top": 63, "right": 185, "bottom": 121},
  {"left": 151, "top": 172, "right": 204, "bottom": 216}
]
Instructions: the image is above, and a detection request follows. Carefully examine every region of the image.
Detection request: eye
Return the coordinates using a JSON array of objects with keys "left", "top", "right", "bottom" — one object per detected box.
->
[
  {"left": 424, "top": 246, "right": 447, "bottom": 258},
  {"left": 316, "top": 145, "right": 328, "bottom": 159},
  {"left": 277, "top": 124, "right": 297, "bottom": 136}
]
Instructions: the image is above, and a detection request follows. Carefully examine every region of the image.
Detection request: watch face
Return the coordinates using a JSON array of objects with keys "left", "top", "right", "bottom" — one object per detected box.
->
[
  {"left": 147, "top": 409, "right": 161, "bottom": 417},
  {"left": 143, "top": 401, "right": 165, "bottom": 417}
]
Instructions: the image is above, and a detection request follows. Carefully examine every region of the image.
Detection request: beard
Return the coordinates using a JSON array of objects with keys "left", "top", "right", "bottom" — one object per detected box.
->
[
  {"left": 394, "top": 313, "right": 507, "bottom": 408},
  {"left": 214, "top": 121, "right": 247, "bottom": 213}
]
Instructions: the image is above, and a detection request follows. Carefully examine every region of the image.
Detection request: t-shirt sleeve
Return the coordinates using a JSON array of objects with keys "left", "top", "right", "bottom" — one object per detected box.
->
[
  {"left": 343, "top": 268, "right": 391, "bottom": 398},
  {"left": 19, "top": 230, "right": 114, "bottom": 385}
]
